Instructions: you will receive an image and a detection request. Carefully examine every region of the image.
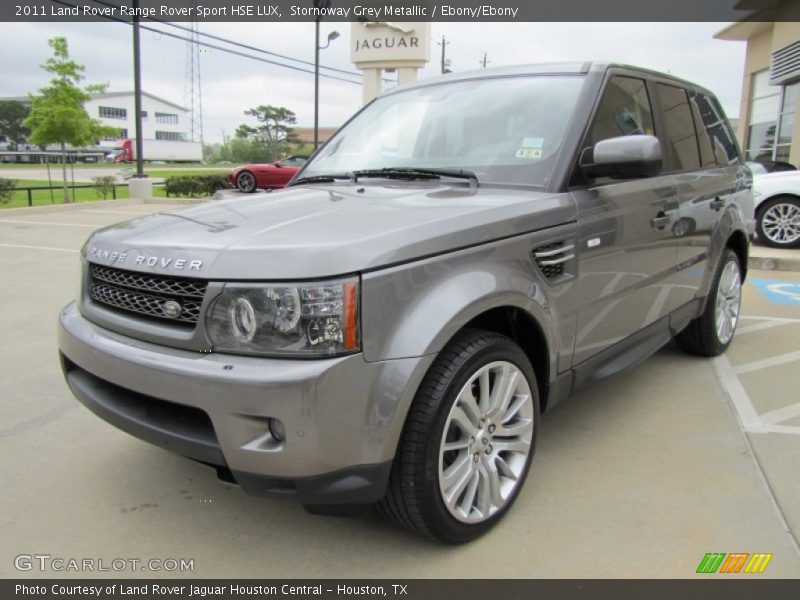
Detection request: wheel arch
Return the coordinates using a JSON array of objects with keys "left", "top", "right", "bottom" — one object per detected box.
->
[
  {"left": 726, "top": 229, "right": 749, "bottom": 280},
  {"left": 459, "top": 306, "right": 551, "bottom": 412}
]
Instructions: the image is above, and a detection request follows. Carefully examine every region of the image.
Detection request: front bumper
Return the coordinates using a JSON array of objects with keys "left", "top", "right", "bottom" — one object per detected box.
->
[{"left": 58, "top": 302, "right": 434, "bottom": 504}]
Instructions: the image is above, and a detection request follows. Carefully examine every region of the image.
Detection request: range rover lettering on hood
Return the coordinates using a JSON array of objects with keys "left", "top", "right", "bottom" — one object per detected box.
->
[{"left": 88, "top": 246, "right": 203, "bottom": 271}]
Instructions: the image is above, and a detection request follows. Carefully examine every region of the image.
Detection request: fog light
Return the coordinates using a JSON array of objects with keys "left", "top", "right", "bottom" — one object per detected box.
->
[{"left": 269, "top": 418, "right": 286, "bottom": 443}]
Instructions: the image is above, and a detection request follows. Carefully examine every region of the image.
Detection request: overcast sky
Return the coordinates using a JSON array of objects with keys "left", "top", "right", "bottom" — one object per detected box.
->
[{"left": 0, "top": 21, "right": 747, "bottom": 144}]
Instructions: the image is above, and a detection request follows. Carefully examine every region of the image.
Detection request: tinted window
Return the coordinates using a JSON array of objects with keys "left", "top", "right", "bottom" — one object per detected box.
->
[
  {"left": 691, "top": 91, "right": 740, "bottom": 166},
  {"left": 656, "top": 84, "right": 701, "bottom": 171},
  {"left": 589, "top": 76, "right": 654, "bottom": 147}
]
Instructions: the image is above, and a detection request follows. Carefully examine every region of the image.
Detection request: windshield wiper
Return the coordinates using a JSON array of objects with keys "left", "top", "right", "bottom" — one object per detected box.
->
[
  {"left": 352, "top": 167, "right": 479, "bottom": 187},
  {"left": 288, "top": 173, "right": 353, "bottom": 187}
]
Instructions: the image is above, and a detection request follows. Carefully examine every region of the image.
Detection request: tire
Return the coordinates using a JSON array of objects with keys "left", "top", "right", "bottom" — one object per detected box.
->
[
  {"left": 377, "top": 329, "right": 540, "bottom": 543},
  {"left": 675, "top": 248, "right": 742, "bottom": 357},
  {"left": 236, "top": 171, "right": 258, "bottom": 193},
  {"left": 756, "top": 196, "right": 800, "bottom": 249}
]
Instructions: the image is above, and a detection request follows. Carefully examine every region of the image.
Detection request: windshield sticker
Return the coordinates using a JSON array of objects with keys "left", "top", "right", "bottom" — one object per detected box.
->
[
  {"left": 521, "top": 137, "right": 544, "bottom": 149},
  {"left": 516, "top": 147, "right": 543, "bottom": 159}
]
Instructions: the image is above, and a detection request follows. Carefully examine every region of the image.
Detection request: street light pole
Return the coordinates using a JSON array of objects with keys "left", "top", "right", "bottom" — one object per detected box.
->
[
  {"left": 314, "top": 18, "right": 320, "bottom": 151},
  {"left": 313, "top": 26, "right": 339, "bottom": 151},
  {"left": 132, "top": 0, "right": 144, "bottom": 178}
]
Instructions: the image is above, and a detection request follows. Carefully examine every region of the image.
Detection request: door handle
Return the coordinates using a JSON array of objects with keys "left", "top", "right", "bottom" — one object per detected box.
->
[
  {"left": 650, "top": 211, "right": 673, "bottom": 230},
  {"left": 710, "top": 197, "right": 725, "bottom": 211}
]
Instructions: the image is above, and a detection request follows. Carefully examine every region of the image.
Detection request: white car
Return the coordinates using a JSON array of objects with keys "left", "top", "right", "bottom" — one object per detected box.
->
[{"left": 750, "top": 164, "right": 800, "bottom": 249}]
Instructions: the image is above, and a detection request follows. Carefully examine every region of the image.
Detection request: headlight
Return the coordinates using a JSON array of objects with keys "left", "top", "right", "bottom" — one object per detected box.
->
[{"left": 206, "top": 277, "right": 359, "bottom": 357}]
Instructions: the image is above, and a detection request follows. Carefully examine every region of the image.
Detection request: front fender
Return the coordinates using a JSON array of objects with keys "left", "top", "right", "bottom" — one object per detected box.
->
[{"left": 361, "top": 226, "right": 577, "bottom": 380}]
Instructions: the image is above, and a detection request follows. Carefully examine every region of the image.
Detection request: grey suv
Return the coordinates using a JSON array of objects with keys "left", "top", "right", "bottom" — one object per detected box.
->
[{"left": 58, "top": 62, "right": 753, "bottom": 543}]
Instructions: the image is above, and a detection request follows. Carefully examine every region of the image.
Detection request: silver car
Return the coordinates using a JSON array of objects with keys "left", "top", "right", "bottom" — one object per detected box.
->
[{"left": 59, "top": 62, "right": 753, "bottom": 542}]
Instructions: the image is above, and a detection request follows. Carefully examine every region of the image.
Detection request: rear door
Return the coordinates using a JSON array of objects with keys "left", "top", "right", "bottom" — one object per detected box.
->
[
  {"left": 668, "top": 88, "right": 745, "bottom": 300},
  {"left": 570, "top": 73, "right": 683, "bottom": 365}
]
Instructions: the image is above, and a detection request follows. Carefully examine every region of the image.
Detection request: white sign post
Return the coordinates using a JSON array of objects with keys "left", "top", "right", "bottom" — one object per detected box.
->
[{"left": 350, "top": 21, "right": 431, "bottom": 104}]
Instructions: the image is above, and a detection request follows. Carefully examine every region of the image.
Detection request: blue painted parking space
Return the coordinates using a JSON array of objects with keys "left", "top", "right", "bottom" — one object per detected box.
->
[{"left": 749, "top": 278, "right": 800, "bottom": 306}]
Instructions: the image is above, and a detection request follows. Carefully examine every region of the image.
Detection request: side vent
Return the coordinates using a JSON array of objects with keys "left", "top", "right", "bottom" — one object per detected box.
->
[{"left": 533, "top": 241, "right": 575, "bottom": 281}]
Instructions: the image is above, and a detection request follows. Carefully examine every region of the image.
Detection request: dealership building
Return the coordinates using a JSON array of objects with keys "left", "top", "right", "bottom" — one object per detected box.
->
[{"left": 716, "top": 0, "right": 800, "bottom": 164}]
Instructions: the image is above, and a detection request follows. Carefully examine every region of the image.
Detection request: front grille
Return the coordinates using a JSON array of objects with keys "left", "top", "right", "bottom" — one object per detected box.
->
[{"left": 88, "top": 265, "right": 207, "bottom": 326}]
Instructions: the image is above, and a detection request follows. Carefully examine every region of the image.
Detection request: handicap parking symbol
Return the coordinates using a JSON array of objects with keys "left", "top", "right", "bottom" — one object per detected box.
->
[{"left": 749, "top": 278, "right": 800, "bottom": 305}]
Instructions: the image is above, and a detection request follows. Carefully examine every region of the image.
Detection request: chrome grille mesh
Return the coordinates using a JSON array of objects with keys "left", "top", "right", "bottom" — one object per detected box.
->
[{"left": 88, "top": 265, "right": 207, "bottom": 325}]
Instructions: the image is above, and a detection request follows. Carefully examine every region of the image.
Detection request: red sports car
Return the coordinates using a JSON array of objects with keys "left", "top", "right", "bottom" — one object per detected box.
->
[{"left": 229, "top": 156, "right": 308, "bottom": 192}]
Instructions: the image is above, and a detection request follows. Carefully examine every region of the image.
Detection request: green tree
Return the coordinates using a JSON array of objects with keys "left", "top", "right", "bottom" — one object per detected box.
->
[
  {"left": 0, "top": 101, "right": 30, "bottom": 148},
  {"left": 24, "top": 37, "right": 115, "bottom": 203},
  {"left": 237, "top": 105, "right": 302, "bottom": 162}
]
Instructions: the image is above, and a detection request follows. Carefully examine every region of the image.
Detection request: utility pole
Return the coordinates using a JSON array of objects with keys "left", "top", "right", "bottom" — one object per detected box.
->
[
  {"left": 131, "top": 0, "right": 144, "bottom": 178},
  {"left": 438, "top": 35, "right": 449, "bottom": 74},
  {"left": 481, "top": 53, "right": 490, "bottom": 68}
]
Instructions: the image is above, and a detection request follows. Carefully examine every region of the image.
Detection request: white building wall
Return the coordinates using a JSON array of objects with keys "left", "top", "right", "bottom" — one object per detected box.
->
[{"left": 83, "top": 93, "right": 190, "bottom": 148}]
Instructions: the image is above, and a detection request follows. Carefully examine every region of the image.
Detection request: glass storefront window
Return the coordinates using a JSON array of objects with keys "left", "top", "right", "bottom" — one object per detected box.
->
[{"left": 746, "top": 72, "right": 798, "bottom": 162}]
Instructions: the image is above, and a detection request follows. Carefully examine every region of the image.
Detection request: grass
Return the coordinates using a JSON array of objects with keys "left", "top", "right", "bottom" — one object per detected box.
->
[{"left": 0, "top": 178, "right": 173, "bottom": 208}]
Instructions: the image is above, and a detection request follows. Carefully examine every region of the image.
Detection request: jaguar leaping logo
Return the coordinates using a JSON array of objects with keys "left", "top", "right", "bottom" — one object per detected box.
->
[{"left": 364, "top": 21, "right": 416, "bottom": 34}]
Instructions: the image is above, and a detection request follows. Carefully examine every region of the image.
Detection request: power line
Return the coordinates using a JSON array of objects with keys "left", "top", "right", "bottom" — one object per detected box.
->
[
  {"left": 49, "top": 0, "right": 362, "bottom": 85},
  {"left": 89, "top": 0, "right": 365, "bottom": 79}
]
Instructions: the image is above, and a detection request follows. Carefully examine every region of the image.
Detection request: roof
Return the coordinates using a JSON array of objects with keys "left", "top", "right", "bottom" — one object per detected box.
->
[
  {"left": 0, "top": 91, "right": 188, "bottom": 112},
  {"left": 385, "top": 61, "right": 712, "bottom": 96},
  {"left": 714, "top": 0, "right": 785, "bottom": 40},
  {"left": 88, "top": 91, "right": 188, "bottom": 112}
]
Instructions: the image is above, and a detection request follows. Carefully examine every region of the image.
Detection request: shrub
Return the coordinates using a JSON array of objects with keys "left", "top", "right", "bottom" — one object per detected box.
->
[
  {"left": 92, "top": 175, "right": 117, "bottom": 199},
  {"left": 0, "top": 178, "right": 17, "bottom": 204},
  {"left": 164, "top": 174, "right": 229, "bottom": 198}
]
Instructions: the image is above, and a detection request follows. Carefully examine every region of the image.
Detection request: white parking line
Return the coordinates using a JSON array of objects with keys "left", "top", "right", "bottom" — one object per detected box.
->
[
  {"left": 734, "top": 350, "right": 800, "bottom": 375},
  {"left": 737, "top": 320, "right": 789, "bottom": 336},
  {"left": 0, "top": 243, "right": 77, "bottom": 253},
  {"left": 0, "top": 219, "right": 97, "bottom": 228},
  {"left": 713, "top": 354, "right": 766, "bottom": 433},
  {"left": 760, "top": 402, "right": 800, "bottom": 426}
]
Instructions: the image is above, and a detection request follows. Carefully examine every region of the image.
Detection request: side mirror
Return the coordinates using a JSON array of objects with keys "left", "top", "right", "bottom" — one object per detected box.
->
[
  {"left": 274, "top": 161, "right": 283, "bottom": 168},
  {"left": 580, "top": 135, "right": 662, "bottom": 180}
]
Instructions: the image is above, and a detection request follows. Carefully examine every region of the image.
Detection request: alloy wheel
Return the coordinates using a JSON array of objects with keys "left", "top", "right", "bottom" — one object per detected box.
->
[
  {"left": 761, "top": 202, "right": 800, "bottom": 246},
  {"left": 715, "top": 259, "right": 741, "bottom": 345},
  {"left": 438, "top": 361, "right": 534, "bottom": 524}
]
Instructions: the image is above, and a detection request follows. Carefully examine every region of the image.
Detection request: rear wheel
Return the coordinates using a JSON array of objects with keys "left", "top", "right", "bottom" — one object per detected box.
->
[
  {"left": 675, "top": 248, "right": 742, "bottom": 356},
  {"left": 236, "top": 171, "right": 257, "bottom": 193},
  {"left": 756, "top": 196, "right": 800, "bottom": 249},
  {"left": 378, "top": 329, "right": 539, "bottom": 543}
]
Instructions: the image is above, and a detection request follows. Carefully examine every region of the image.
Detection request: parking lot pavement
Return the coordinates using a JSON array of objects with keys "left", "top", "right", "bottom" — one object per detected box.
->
[{"left": 1, "top": 206, "right": 799, "bottom": 578}]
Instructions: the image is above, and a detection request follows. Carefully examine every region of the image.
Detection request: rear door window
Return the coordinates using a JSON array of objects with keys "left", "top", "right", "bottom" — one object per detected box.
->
[
  {"left": 656, "top": 83, "right": 701, "bottom": 172},
  {"left": 690, "top": 91, "right": 741, "bottom": 166}
]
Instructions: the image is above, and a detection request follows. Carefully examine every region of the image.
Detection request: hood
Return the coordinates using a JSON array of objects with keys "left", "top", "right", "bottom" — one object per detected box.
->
[{"left": 84, "top": 183, "right": 576, "bottom": 279}]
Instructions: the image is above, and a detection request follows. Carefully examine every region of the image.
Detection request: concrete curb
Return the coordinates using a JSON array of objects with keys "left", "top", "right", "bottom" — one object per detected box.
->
[{"left": 749, "top": 255, "right": 800, "bottom": 273}]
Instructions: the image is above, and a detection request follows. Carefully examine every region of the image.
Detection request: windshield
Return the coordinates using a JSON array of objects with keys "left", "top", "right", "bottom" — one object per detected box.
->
[{"left": 302, "top": 75, "right": 585, "bottom": 187}]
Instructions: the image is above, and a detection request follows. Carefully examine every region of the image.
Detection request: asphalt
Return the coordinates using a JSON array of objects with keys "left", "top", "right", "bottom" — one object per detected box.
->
[{"left": 0, "top": 200, "right": 798, "bottom": 578}]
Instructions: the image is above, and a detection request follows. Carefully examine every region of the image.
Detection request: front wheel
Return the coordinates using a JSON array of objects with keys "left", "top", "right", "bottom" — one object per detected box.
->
[
  {"left": 236, "top": 171, "right": 258, "bottom": 193},
  {"left": 378, "top": 329, "right": 539, "bottom": 543},
  {"left": 675, "top": 248, "right": 742, "bottom": 356},
  {"left": 756, "top": 196, "right": 800, "bottom": 249}
]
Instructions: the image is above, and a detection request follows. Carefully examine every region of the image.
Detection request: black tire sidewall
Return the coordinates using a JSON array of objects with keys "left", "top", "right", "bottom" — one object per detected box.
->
[
  {"left": 416, "top": 334, "right": 540, "bottom": 543},
  {"left": 756, "top": 196, "right": 800, "bottom": 249}
]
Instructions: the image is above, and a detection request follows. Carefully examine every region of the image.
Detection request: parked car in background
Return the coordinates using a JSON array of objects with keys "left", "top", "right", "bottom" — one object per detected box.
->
[
  {"left": 229, "top": 156, "right": 308, "bottom": 192},
  {"left": 751, "top": 167, "right": 800, "bottom": 248},
  {"left": 747, "top": 160, "right": 797, "bottom": 175}
]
